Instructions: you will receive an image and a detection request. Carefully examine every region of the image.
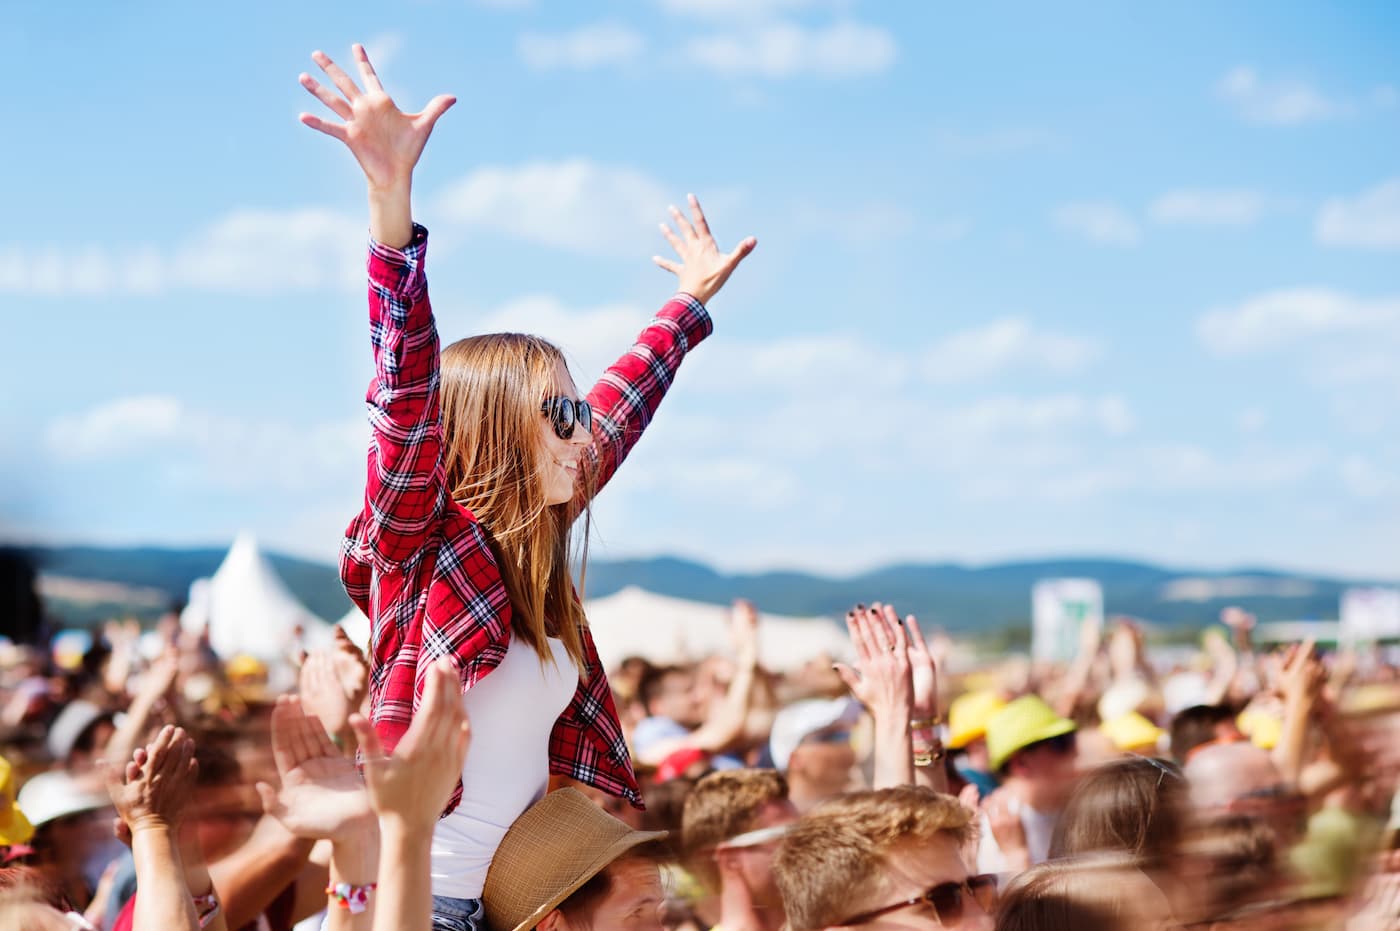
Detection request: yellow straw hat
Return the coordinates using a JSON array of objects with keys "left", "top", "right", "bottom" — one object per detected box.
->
[
  {"left": 1100, "top": 712, "right": 1165, "bottom": 752},
  {"left": 947, "top": 690, "right": 1007, "bottom": 750},
  {"left": 986, "top": 695, "right": 1077, "bottom": 772},
  {"left": 482, "top": 788, "right": 667, "bottom": 931},
  {"left": 0, "top": 755, "right": 35, "bottom": 847}
]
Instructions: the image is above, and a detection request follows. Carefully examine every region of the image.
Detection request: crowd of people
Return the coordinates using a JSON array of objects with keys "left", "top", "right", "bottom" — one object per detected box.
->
[
  {"left": 2, "top": 40, "right": 1399, "bottom": 931},
  {"left": 2, "top": 596, "right": 1399, "bottom": 930}
]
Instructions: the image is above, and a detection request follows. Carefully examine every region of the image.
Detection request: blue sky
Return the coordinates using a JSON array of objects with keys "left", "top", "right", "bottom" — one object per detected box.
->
[{"left": 2, "top": 0, "right": 1398, "bottom": 579}]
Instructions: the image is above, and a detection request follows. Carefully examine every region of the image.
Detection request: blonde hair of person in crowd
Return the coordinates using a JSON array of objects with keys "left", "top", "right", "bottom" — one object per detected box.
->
[
  {"left": 295, "top": 41, "right": 755, "bottom": 929},
  {"left": 773, "top": 786, "right": 995, "bottom": 931}
]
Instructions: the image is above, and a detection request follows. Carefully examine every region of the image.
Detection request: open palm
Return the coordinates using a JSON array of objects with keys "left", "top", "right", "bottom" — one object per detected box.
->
[
  {"left": 256, "top": 696, "right": 371, "bottom": 842},
  {"left": 298, "top": 44, "right": 455, "bottom": 190}
]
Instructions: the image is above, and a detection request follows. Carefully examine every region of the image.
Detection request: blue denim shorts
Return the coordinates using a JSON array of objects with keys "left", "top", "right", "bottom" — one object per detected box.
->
[{"left": 431, "top": 895, "right": 485, "bottom": 931}]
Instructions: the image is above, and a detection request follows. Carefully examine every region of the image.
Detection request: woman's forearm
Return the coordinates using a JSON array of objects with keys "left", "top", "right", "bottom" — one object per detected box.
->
[
  {"left": 369, "top": 182, "right": 413, "bottom": 250},
  {"left": 327, "top": 820, "right": 381, "bottom": 931},
  {"left": 132, "top": 826, "right": 200, "bottom": 931},
  {"left": 372, "top": 818, "right": 432, "bottom": 931}
]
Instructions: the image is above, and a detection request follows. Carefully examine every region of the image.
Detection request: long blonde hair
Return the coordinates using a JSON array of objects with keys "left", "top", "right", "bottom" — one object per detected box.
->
[{"left": 439, "top": 333, "right": 593, "bottom": 670}]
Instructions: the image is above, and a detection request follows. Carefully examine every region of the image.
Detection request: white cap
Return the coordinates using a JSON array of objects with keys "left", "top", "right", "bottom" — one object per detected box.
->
[
  {"left": 769, "top": 697, "right": 862, "bottom": 772},
  {"left": 16, "top": 770, "right": 111, "bottom": 828},
  {"left": 47, "top": 700, "right": 112, "bottom": 762}
]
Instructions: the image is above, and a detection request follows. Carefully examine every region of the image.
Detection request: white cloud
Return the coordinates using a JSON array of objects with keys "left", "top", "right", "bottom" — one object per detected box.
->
[
  {"left": 462, "top": 295, "right": 654, "bottom": 385},
  {"left": 45, "top": 396, "right": 183, "bottom": 460},
  {"left": 685, "top": 21, "right": 896, "bottom": 78},
  {"left": 1216, "top": 66, "right": 1395, "bottom": 126},
  {"left": 922, "top": 317, "right": 1097, "bottom": 383},
  {"left": 0, "top": 206, "right": 361, "bottom": 296},
  {"left": 1196, "top": 288, "right": 1400, "bottom": 355},
  {"left": 435, "top": 159, "right": 675, "bottom": 256},
  {"left": 1149, "top": 189, "right": 1270, "bottom": 226},
  {"left": 44, "top": 395, "right": 366, "bottom": 492},
  {"left": 1339, "top": 455, "right": 1397, "bottom": 498},
  {"left": 517, "top": 23, "right": 645, "bottom": 71},
  {"left": 1052, "top": 202, "right": 1140, "bottom": 247},
  {"left": 1316, "top": 178, "right": 1400, "bottom": 251}
]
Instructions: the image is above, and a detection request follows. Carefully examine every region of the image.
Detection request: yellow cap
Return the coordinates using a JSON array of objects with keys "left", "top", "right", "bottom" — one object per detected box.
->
[
  {"left": 947, "top": 690, "right": 1007, "bottom": 750},
  {"left": 986, "top": 695, "right": 1077, "bottom": 772},
  {"left": 1100, "top": 711, "right": 1164, "bottom": 752},
  {"left": 225, "top": 654, "right": 267, "bottom": 681},
  {"left": 1237, "top": 708, "right": 1282, "bottom": 750},
  {"left": 0, "top": 755, "right": 35, "bottom": 847}
]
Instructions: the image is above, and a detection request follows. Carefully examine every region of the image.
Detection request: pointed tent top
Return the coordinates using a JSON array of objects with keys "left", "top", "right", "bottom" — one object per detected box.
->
[{"left": 181, "top": 532, "right": 331, "bottom": 664}]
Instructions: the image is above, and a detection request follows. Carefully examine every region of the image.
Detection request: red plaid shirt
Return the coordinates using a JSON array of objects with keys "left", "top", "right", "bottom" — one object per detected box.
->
[{"left": 340, "top": 225, "right": 711, "bottom": 813}]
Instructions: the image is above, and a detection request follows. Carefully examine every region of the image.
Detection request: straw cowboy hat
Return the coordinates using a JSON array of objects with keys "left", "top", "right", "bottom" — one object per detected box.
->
[{"left": 482, "top": 788, "right": 667, "bottom": 931}]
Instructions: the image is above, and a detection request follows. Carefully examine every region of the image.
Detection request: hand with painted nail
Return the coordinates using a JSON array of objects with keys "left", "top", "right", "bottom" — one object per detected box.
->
[
  {"left": 833, "top": 603, "right": 914, "bottom": 724},
  {"left": 654, "top": 194, "right": 756, "bottom": 305}
]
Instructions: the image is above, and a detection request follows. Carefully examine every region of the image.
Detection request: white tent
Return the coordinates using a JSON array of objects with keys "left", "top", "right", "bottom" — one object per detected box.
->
[
  {"left": 582, "top": 586, "right": 851, "bottom": 671},
  {"left": 181, "top": 532, "right": 334, "bottom": 664}
]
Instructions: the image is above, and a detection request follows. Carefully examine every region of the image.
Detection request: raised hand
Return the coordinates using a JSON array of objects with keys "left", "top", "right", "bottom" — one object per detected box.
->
[
  {"left": 654, "top": 194, "right": 757, "bottom": 305},
  {"left": 904, "top": 611, "right": 939, "bottom": 726},
  {"left": 255, "top": 696, "right": 372, "bottom": 843},
  {"left": 106, "top": 725, "right": 198, "bottom": 834},
  {"left": 834, "top": 604, "right": 913, "bottom": 722},
  {"left": 299, "top": 631, "right": 370, "bottom": 751},
  {"left": 729, "top": 599, "right": 761, "bottom": 669},
  {"left": 299, "top": 44, "right": 454, "bottom": 191},
  {"left": 349, "top": 657, "right": 471, "bottom": 830}
]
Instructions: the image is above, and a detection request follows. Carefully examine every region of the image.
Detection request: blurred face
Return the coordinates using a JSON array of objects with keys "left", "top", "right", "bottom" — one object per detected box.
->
[
  {"left": 717, "top": 799, "right": 800, "bottom": 907},
  {"left": 563, "top": 858, "right": 665, "bottom": 931},
  {"left": 649, "top": 670, "right": 706, "bottom": 727},
  {"left": 830, "top": 836, "right": 994, "bottom": 930},
  {"left": 539, "top": 360, "right": 591, "bottom": 506},
  {"left": 191, "top": 784, "right": 261, "bottom": 863},
  {"left": 1012, "top": 733, "right": 1080, "bottom": 808}
]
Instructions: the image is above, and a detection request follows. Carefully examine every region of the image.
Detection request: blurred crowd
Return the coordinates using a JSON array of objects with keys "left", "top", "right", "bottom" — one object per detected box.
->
[{"left": 1, "top": 598, "right": 1398, "bottom": 930}]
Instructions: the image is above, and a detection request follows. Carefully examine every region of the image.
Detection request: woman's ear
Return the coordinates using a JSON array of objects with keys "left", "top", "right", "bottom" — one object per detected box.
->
[{"left": 537, "top": 910, "right": 567, "bottom": 931}]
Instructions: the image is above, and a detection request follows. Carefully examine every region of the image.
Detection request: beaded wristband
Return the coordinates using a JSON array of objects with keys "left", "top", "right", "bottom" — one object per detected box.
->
[
  {"left": 326, "top": 881, "right": 378, "bottom": 914},
  {"left": 192, "top": 892, "right": 221, "bottom": 929}
]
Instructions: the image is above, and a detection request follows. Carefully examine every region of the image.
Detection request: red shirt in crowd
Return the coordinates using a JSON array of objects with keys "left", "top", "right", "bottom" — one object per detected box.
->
[{"left": 340, "top": 225, "right": 713, "bottom": 813}]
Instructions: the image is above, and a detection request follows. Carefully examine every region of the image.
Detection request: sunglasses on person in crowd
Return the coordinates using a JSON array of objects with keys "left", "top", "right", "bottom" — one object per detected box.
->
[
  {"left": 836, "top": 874, "right": 998, "bottom": 926},
  {"left": 541, "top": 396, "right": 593, "bottom": 440}
]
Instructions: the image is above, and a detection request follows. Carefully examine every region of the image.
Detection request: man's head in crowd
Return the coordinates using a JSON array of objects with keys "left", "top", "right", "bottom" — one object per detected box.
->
[
  {"left": 1183, "top": 741, "right": 1304, "bottom": 848},
  {"left": 987, "top": 696, "right": 1080, "bottom": 811},
  {"left": 1169, "top": 704, "right": 1244, "bottom": 764},
  {"left": 484, "top": 787, "right": 669, "bottom": 931},
  {"left": 771, "top": 698, "right": 861, "bottom": 812},
  {"left": 682, "top": 769, "right": 796, "bottom": 915},
  {"left": 774, "top": 786, "right": 994, "bottom": 931},
  {"left": 639, "top": 665, "right": 707, "bottom": 729},
  {"left": 187, "top": 739, "right": 259, "bottom": 863}
]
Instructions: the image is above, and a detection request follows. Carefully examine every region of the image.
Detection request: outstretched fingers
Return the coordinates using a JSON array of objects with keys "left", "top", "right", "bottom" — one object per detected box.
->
[
  {"left": 298, "top": 112, "right": 348, "bottom": 142},
  {"left": 687, "top": 193, "right": 712, "bottom": 240},
  {"left": 414, "top": 94, "right": 458, "bottom": 132},
  {"left": 668, "top": 204, "right": 698, "bottom": 241},
  {"left": 352, "top": 43, "right": 384, "bottom": 94},
  {"left": 311, "top": 50, "right": 363, "bottom": 103},
  {"left": 299, "top": 72, "right": 353, "bottom": 120}
]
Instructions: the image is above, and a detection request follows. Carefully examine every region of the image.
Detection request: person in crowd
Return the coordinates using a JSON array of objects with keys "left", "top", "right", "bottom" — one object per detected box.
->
[
  {"left": 634, "top": 603, "right": 761, "bottom": 770},
  {"left": 978, "top": 695, "right": 1080, "bottom": 873},
  {"left": 773, "top": 785, "right": 995, "bottom": 931},
  {"left": 15, "top": 768, "right": 113, "bottom": 914},
  {"left": 947, "top": 690, "right": 1006, "bottom": 798},
  {"left": 294, "top": 41, "right": 755, "bottom": 929},
  {"left": 482, "top": 787, "right": 669, "bottom": 931},
  {"left": 680, "top": 768, "right": 797, "bottom": 931},
  {"left": 1169, "top": 704, "right": 1245, "bottom": 764},
  {"left": 767, "top": 697, "right": 862, "bottom": 812}
]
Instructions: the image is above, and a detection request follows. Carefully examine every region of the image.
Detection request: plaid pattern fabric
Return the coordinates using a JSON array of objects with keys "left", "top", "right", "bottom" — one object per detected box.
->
[{"left": 340, "top": 225, "right": 712, "bottom": 813}]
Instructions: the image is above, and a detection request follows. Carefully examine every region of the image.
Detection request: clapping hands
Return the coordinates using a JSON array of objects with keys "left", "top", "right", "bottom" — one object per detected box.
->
[
  {"left": 349, "top": 657, "right": 471, "bottom": 830},
  {"left": 106, "top": 725, "right": 198, "bottom": 834}
]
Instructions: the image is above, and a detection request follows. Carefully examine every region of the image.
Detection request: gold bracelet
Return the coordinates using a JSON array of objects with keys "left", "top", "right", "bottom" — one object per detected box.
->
[
  {"left": 909, "top": 716, "right": 942, "bottom": 731},
  {"left": 913, "top": 746, "right": 945, "bottom": 767}
]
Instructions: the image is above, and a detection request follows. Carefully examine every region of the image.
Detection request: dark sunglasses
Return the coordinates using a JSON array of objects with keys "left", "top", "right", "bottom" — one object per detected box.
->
[
  {"left": 1029, "top": 732, "right": 1077, "bottom": 756},
  {"left": 838, "top": 874, "right": 997, "bottom": 926},
  {"left": 541, "top": 396, "right": 593, "bottom": 440}
]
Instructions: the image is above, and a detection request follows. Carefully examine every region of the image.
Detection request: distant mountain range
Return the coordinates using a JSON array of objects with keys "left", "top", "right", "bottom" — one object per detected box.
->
[{"left": 9, "top": 543, "right": 1391, "bottom": 633}]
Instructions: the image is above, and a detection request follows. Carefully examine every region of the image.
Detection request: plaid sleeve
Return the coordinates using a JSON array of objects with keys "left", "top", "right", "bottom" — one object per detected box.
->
[
  {"left": 579, "top": 293, "right": 712, "bottom": 502},
  {"left": 353, "top": 223, "right": 446, "bottom": 570}
]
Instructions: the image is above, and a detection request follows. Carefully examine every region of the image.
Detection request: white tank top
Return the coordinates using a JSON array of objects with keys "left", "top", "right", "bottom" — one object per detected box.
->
[{"left": 430, "top": 634, "right": 578, "bottom": 899}]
